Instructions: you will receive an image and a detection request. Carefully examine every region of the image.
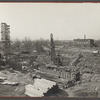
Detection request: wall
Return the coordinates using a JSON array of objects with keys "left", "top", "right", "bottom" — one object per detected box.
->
[{"left": 74, "top": 39, "right": 94, "bottom": 47}]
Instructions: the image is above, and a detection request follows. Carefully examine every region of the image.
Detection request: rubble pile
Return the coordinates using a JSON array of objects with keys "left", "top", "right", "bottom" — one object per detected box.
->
[
  {"left": 36, "top": 55, "right": 51, "bottom": 65},
  {"left": 0, "top": 69, "right": 34, "bottom": 96}
]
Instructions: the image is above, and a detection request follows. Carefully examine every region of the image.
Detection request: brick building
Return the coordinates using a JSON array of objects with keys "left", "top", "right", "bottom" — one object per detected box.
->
[{"left": 74, "top": 39, "right": 94, "bottom": 47}]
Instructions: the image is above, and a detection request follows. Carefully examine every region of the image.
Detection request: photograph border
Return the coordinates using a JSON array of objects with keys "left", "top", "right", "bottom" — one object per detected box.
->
[{"left": 0, "top": 1, "right": 100, "bottom": 100}]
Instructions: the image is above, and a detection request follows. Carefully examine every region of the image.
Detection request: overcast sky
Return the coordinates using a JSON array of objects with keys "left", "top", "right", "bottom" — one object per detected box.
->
[{"left": 0, "top": 3, "right": 100, "bottom": 40}]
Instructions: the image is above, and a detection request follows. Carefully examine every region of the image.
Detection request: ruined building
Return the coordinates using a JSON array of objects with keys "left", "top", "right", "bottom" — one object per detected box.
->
[
  {"left": 74, "top": 35, "right": 94, "bottom": 47},
  {"left": 1, "top": 23, "right": 10, "bottom": 61},
  {"left": 50, "top": 34, "right": 62, "bottom": 66},
  {"left": 50, "top": 33, "right": 56, "bottom": 62}
]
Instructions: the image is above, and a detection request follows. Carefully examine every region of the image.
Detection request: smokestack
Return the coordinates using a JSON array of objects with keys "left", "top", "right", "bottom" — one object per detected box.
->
[
  {"left": 51, "top": 33, "right": 53, "bottom": 39},
  {"left": 50, "top": 33, "right": 55, "bottom": 62},
  {"left": 84, "top": 35, "right": 86, "bottom": 39}
]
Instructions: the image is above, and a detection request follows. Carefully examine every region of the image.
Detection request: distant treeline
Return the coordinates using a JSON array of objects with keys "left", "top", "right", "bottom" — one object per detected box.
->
[
  {"left": 10, "top": 38, "right": 75, "bottom": 54},
  {"left": 10, "top": 38, "right": 100, "bottom": 54},
  {"left": 11, "top": 38, "right": 49, "bottom": 53}
]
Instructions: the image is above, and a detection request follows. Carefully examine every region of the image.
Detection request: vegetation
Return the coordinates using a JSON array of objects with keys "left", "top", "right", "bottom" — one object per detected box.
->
[{"left": 11, "top": 38, "right": 50, "bottom": 54}]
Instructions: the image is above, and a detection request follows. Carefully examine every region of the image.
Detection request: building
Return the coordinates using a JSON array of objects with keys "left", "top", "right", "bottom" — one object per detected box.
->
[
  {"left": 50, "top": 33, "right": 56, "bottom": 62},
  {"left": 74, "top": 39, "right": 94, "bottom": 47},
  {"left": 1, "top": 23, "right": 10, "bottom": 61},
  {"left": 25, "top": 78, "right": 59, "bottom": 97}
]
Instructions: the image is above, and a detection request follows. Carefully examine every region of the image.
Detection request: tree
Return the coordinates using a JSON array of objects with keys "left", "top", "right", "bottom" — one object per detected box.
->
[
  {"left": 22, "top": 37, "right": 33, "bottom": 52},
  {"left": 11, "top": 38, "right": 22, "bottom": 53},
  {"left": 34, "top": 40, "right": 45, "bottom": 53}
]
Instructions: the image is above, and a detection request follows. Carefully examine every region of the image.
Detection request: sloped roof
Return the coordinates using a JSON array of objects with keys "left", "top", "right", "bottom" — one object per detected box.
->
[
  {"left": 25, "top": 84, "right": 44, "bottom": 97},
  {"left": 34, "top": 78, "right": 56, "bottom": 89},
  {"left": 25, "top": 78, "right": 56, "bottom": 97}
]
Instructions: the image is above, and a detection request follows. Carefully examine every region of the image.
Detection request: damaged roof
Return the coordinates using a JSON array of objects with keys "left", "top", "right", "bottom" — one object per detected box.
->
[{"left": 25, "top": 78, "right": 57, "bottom": 97}]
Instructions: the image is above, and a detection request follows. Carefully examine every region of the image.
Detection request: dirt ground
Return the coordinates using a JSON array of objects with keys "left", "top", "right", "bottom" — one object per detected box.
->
[
  {"left": 65, "top": 82, "right": 100, "bottom": 97},
  {"left": 0, "top": 69, "right": 32, "bottom": 97},
  {"left": 0, "top": 69, "right": 69, "bottom": 97}
]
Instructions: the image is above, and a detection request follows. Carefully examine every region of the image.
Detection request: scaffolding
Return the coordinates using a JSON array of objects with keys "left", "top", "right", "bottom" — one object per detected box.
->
[{"left": 1, "top": 23, "right": 10, "bottom": 61}]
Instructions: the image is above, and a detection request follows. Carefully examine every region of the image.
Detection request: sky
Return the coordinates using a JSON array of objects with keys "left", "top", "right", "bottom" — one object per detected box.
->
[{"left": 0, "top": 3, "right": 100, "bottom": 40}]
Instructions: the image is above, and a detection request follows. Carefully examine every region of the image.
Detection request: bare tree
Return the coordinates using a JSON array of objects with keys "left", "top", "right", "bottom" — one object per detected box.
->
[
  {"left": 34, "top": 39, "right": 45, "bottom": 53},
  {"left": 22, "top": 37, "right": 33, "bottom": 52},
  {"left": 11, "top": 38, "right": 22, "bottom": 53}
]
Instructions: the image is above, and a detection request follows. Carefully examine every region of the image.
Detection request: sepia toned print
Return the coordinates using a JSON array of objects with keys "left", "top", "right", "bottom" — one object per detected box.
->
[{"left": 0, "top": 3, "right": 100, "bottom": 97}]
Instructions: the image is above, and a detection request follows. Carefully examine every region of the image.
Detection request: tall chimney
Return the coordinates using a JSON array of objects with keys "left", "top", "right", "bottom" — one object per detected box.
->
[
  {"left": 50, "top": 33, "right": 55, "bottom": 62},
  {"left": 84, "top": 35, "right": 86, "bottom": 39}
]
